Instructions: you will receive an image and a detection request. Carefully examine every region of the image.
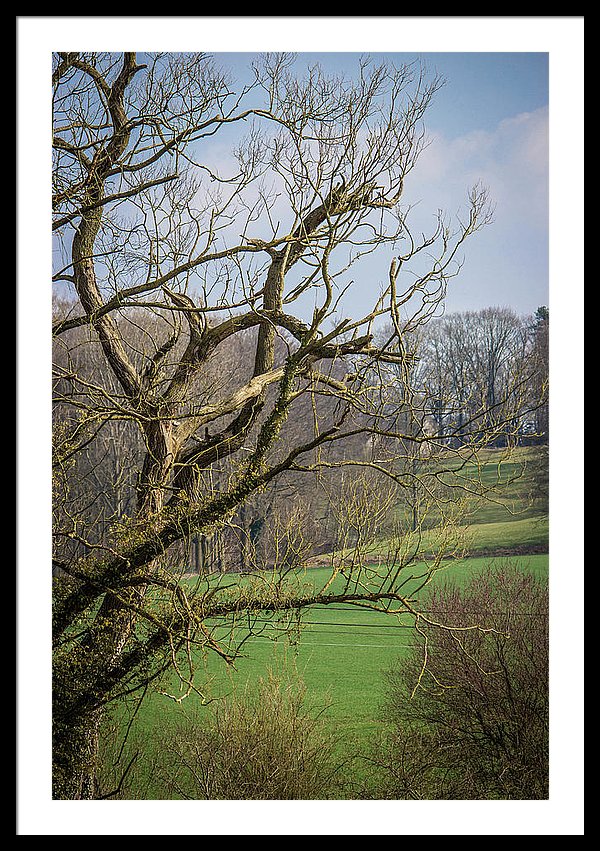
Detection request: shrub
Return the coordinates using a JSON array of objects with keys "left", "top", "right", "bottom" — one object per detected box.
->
[
  {"left": 156, "top": 665, "right": 341, "bottom": 800},
  {"left": 373, "top": 562, "right": 549, "bottom": 799}
]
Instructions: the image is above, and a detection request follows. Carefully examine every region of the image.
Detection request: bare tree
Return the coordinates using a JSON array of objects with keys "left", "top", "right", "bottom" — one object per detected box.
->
[
  {"left": 528, "top": 306, "right": 549, "bottom": 441},
  {"left": 415, "top": 308, "right": 533, "bottom": 448},
  {"left": 374, "top": 563, "right": 549, "bottom": 800},
  {"left": 51, "top": 51, "right": 515, "bottom": 799}
]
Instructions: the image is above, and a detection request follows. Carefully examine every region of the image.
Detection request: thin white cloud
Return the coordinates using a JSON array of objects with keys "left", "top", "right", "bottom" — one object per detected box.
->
[{"left": 405, "top": 106, "right": 549, "bottom": 232}]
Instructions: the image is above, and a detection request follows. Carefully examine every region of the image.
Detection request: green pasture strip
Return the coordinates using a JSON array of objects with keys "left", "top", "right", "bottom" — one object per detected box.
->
[
  {"left": 401, "top": 515, "right": 548, "bottom": 555},
  {"left": 105, "top": 554, "right": 548, "bottom": 797},
  {"left": 322, "top": 515, "right": 548, "bottom": 567},
  {"left": 465, "top": 515, "right": 548, "bottom": 552},
  {"left": 401, "top": 446, "right": 546, "bottom": 528}
]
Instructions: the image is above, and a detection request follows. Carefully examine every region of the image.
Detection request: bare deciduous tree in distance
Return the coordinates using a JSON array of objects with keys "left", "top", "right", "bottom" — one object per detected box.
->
[{"left": 52, "top": 51, "right": 530, "bottom": 799}]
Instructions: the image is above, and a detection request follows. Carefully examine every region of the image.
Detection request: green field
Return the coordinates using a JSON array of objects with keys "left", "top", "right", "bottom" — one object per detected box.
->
[
  {"left": 309, "top": 446, "right": 548, "bottom": 565},
  {"left": 192, "top": 554, "right": 548, "bottom": 730},
  {"left": 105, "top": 552, "right": 549, "bottom": 798},
  {"left": 100, "top": 447, "right": 549, "bottom": 797}
]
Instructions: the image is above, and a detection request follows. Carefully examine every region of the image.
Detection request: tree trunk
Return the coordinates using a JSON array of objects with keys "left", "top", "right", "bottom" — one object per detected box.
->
[
  {"left": 53, "top": 492, "right": 162, "bottom": 798},
  {"left": 53, "top": 705, "right": 103, "bottom": 799}
]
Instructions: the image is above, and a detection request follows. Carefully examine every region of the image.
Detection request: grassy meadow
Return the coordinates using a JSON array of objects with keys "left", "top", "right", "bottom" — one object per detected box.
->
[
  {"left": 101, "top": 446, "right": 549, "bottom": 798},
  {"left": 104, "top": 555, "right": 548, "bottom": 797}
]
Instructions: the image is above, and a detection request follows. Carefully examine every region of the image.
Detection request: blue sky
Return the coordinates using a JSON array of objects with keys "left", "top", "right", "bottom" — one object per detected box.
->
[
  {"left": 222, "top": 51, "right": 549, "bottom": 136},
  {"left": 206, "top": 50, "right": 550, "bottom": 318},
  {"left": 52, "top": 48, "right": 550, "bottom": 319}
]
